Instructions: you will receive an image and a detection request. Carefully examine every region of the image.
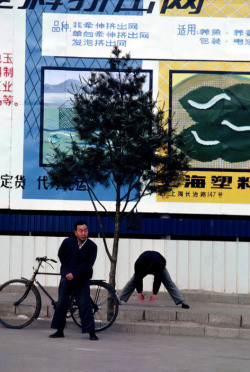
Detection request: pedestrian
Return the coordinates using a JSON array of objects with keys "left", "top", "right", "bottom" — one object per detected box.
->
[
  {"left": 49, "top": 220, "right": 98, "bottom": 340},
  {"left": 119, "top": 250, "right": 189, "bottom": 309}
]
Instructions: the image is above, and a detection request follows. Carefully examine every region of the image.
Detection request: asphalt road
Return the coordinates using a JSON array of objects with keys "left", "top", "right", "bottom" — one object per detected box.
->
[{"left": 1, "top": 320, "right": 250, "bottom": 372}]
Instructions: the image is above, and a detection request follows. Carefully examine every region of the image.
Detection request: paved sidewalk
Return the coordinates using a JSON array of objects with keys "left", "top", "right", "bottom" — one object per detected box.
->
[
  {"left": 2, "top": 290, "right": 250, "bottom": 371},
  {"left": 1, "top": 320, "right": 250, "bottom": 372},
  {"left": 40, "top": 289, "right": 250, "bottom": 340}
]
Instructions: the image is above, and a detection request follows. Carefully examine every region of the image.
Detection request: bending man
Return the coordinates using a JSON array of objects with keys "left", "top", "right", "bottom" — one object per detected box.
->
[{"left": 119, "top": 250, "right": 189, "bottom": 309}]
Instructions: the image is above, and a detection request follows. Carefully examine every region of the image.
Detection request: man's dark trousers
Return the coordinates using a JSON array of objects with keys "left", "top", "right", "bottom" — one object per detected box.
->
[{"left": 51, "top": 276, "right": 95, "bottom": 333}]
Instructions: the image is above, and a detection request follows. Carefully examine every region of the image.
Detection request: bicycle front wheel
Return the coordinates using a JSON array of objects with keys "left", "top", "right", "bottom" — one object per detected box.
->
[
  {"left": 70, "top": 280, "right": 119, "bottom": 332},
  {"left": 0, "top": 279, "right": 41, "bottom": 329}
]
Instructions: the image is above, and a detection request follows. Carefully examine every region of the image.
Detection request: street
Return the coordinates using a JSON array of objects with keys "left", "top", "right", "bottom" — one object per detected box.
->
[{"left": 1, "top": 320, "right": 250, "bottom": 372}]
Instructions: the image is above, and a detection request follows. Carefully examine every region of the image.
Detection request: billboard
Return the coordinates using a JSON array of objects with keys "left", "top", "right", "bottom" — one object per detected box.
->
[{"left": 1, "top": 0, "right": 250, "bottom": 216}]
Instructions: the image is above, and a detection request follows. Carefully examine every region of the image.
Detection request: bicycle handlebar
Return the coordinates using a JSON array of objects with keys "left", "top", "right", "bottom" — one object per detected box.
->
[{"left": 36, "top": 256, "right": 57, "bottom": 263}]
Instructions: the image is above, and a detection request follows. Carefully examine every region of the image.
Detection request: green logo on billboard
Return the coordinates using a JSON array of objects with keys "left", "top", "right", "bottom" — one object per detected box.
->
[{"left": 176, "top": 84, "right": 250, "bottom": 163}]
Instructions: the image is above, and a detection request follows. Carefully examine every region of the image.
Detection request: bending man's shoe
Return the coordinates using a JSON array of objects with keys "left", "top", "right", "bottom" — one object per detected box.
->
[
  {"left": 181, "top": 303, "right": 190, "bottom": 309},
  {"left": 89, "top": 331, "right": 98, "bottom": 341},
  {"left": 49, "top": 330, "right": 65, "bottom": 338},
  {"left": 117, "top": 294, "right": 125, "bottom": 305}
]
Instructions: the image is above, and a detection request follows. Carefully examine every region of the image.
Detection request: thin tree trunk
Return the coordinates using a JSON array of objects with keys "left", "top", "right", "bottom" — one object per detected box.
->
[
  {"left": 108, "top": 205, "right": 120, "bottom": 288},
  {"left": 107, "top": 192, "right": 120, "bottom": 319}
]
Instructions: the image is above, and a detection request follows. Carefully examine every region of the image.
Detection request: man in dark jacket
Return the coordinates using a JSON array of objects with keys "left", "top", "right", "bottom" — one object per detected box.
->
[
  {"left": 119, "top": 251, "right": 189, "bottom": 309},
  {"left": 49, "top": 220, "right": 98, "bottom": 340}
]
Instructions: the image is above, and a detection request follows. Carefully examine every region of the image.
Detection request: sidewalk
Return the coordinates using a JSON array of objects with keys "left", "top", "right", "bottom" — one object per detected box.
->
[
  {"left": 2, "top": 321, "right": 250, "bottom": 372},
  {"left": 40, "top": 289, "right": 250, "bottom": 340},
  {"left": 113, "top": 290, "right": 250, "bottom": 339}
]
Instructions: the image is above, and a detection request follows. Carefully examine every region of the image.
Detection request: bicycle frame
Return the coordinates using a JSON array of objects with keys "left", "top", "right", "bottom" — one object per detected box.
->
[
  {"left": 35, "top": 275, "right": 59, "bottom": 309},
  {"left": 20, "top": 258, "right": 60, "bottom": 309}
]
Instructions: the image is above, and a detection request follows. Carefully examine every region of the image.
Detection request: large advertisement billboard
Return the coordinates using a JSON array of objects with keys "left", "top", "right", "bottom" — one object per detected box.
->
[{"left": 1, "top": 0, "right": 250, "bottom": 215}]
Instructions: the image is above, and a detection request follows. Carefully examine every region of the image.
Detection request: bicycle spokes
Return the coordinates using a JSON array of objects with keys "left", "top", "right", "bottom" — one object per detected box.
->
[{"left": 70, "top": 281, "right": 119, "bottom": 332}]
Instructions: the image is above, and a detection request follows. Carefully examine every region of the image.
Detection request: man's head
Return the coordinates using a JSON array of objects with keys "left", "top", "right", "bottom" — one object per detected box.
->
[{"left": 74, "top": 220, "right": 88, "bottom": 244}]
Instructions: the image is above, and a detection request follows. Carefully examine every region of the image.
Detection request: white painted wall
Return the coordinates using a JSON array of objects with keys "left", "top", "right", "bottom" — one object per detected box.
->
[{"left": 0, "top": 236, "right": 249, "bottom": 294}]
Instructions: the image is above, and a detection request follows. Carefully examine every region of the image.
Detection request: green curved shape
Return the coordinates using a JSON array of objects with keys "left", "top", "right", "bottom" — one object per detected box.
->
[
  {"left": 179, "top": 87, "right": 225, "bottom": 124},
  {"left": 176, "top": 124, "right": 224, "bottom": 162},
  {"left": 222, "top": 147, "right": 250, "bottom": 163},
  {"left": 224, "top": 84, "right": 250, "bottom": 112},
  {"left": 177, "top": 83, "right": 250, "bottom": 163},
  {"left": 215, "top": 111, "right": 250, "bottom": 151}
]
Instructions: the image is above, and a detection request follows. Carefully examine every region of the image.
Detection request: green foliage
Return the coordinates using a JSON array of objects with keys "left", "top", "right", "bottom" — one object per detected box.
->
[{"left": 47, "top": 46, "right": 189, "bottom": 203}]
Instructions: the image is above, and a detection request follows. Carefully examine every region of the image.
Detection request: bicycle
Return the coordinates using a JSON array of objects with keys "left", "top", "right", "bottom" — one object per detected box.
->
[{"left": 0, "top": 256, "right": 119, "bottom": 332}]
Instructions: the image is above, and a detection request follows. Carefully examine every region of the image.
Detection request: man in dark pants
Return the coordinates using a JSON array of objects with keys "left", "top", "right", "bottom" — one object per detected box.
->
[
  {"left": 49, "top": 220, "right": 98, "bottom": 340},
  {"left": 119, "top": 251, "right": 189, "bottom": 309}
]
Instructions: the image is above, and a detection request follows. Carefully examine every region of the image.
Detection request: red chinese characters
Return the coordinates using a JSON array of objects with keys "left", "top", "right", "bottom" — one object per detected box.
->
[{"left": 0, "top": 52, "right": 15, "bottom": 107}]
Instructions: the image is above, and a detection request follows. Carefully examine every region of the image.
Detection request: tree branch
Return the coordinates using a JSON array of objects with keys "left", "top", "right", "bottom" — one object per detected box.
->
[{"left": 86, "top": 183, "right": 113, "bottom": 262}]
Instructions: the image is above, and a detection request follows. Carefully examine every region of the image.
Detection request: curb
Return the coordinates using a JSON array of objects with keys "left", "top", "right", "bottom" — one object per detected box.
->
[{"left": 112, "top": 321, "right": 250, "bottom": 339}]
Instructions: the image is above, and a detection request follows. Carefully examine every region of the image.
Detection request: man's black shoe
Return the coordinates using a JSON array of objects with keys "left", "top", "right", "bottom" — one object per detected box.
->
[
  {"left": 182, "top": 303, "right": 190, "bottom": 309},
  {"left": 49, "top": 330, "right": 65, "bottom": 338},
  {"left": 89, "top": 332, "right": 98, "bottom": 341}
]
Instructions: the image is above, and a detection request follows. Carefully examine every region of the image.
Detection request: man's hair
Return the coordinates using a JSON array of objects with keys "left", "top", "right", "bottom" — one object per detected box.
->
[{"left": 74, "top": 220, "right": 88, "bottom": 231}]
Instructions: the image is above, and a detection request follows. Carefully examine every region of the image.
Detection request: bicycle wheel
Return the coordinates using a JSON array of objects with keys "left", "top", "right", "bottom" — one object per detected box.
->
[
  {"left": 0, "top": 279, "right": 41, "bottom": 329},
  {"left": 70, "top": 280, "right": 119, "bottom": 332}
]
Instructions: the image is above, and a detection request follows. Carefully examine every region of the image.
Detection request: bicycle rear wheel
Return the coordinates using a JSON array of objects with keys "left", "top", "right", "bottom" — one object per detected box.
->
[
  {"left": 0, "top": 279, "right": 41, "bottom": 329},
  {"left": 70, "top": 280, "right": 119, "bottom": 332}
]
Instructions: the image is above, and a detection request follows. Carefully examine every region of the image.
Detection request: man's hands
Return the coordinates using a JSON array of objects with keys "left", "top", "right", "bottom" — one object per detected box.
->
[
  {"left": 138, "top": 293, "right": 157, "bottom": 302},
  {"left": 148, "top": 294, "right": 157, "bottom": 302},
  {"left": 137, "top": 293, "right": 145, "bottom": 302},
  {"left": 66, "top": 273, "right": 74, "bottom": 280}
]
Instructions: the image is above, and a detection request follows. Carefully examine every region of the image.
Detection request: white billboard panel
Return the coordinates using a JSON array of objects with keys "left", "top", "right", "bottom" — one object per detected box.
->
[{"left": 1, "top": 0, "right": 250, "bottom": 216}]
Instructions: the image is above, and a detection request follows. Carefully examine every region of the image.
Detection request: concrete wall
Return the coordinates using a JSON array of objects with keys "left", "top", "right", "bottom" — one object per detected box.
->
[{"left": 1, "top": 236, "right": 250, "bottom": 294}]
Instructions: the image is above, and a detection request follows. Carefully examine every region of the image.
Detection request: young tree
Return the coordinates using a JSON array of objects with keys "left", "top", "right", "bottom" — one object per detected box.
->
[{"left": 47, "top": 46, "right": 189, "bottom": 290}]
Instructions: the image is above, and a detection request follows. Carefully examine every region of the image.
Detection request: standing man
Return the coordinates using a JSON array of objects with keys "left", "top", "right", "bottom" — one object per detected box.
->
[
  {"left": 49, "top": 220, "right": 98, "bottom": 340},
  {"left": 119, "top": 251, "right": 190, "bottom": 309}
]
